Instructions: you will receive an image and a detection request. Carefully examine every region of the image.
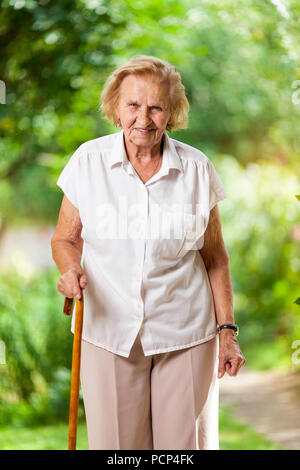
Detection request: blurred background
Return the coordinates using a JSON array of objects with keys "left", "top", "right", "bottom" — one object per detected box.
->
[{"left": 0, "top": 0, "right": 299, "bottom": 450}]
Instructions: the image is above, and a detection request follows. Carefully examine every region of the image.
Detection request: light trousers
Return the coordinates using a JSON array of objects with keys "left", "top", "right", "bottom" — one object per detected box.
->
[{"left": 80, "top": 331, "right": 219, "bottom": 450}]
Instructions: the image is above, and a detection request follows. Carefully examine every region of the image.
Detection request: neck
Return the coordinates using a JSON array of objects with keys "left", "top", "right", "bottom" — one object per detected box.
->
[{"left": 123, "top": 133, "right": 164, "bottom": 167}]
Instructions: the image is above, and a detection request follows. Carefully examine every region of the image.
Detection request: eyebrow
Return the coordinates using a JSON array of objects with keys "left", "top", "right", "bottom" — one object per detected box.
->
[{"left": 126, "top": 101, "right": 163, "bottom": 107}]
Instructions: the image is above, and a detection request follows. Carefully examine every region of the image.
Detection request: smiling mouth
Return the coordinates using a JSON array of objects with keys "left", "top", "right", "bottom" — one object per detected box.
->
[{"left": 135, "top": 128, "right": 155, "bottom": 132}]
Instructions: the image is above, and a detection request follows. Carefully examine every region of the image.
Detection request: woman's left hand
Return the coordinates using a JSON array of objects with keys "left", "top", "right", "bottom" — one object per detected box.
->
[{"left": 217, "top": 330, "right": 246, "bottom": 378}]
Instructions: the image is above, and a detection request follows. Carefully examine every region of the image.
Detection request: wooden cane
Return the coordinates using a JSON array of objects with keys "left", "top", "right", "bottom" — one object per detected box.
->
[{"left": 63, "top": 293, "right": 84, "bottom": 450}]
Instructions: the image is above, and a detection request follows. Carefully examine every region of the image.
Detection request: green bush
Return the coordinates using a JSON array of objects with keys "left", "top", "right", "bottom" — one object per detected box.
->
[
  {"left": 217, "top": 156, "right": 300, "bottom": 369},
  {"left": 0, "top": 268, "right": 84, "bottom": 425}
]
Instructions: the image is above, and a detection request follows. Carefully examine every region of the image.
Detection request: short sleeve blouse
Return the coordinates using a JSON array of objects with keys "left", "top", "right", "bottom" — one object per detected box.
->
[{"left": 56, "top": 130, "right": 228, "bottom": 358}]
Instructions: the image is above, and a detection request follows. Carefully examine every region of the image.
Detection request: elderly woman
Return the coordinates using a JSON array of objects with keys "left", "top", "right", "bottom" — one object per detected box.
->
[{"left": 51, "top": 55, "right": 246, "bottom": 450}]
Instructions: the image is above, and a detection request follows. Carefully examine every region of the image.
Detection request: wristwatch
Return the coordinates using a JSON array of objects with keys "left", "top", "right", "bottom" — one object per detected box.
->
[{"left": 216, "top": 323, "right": 239, "bottom": 336}]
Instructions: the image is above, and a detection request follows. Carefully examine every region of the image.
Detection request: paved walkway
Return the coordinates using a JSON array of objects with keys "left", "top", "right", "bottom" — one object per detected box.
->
[{"left": 219, "top": 367, "right": 300, "bottom": 450}]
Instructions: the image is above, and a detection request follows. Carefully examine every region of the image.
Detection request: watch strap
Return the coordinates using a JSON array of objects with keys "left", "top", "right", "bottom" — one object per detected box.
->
[{"left": 216, "top": 323, "right": 239, "bottom": 336}]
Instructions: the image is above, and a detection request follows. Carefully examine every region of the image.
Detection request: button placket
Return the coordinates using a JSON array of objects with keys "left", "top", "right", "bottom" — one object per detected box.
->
[
  {"left": 138, "top": 186, "right": 148, "bottom": 319},
  {"left": 129, "top": 185, "right": 148, "bottom": 320}
]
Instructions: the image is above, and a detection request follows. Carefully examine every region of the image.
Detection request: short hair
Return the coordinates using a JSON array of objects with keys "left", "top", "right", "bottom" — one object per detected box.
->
[{"left": 99, "top": 55, "right": 189, "bottom": 133}]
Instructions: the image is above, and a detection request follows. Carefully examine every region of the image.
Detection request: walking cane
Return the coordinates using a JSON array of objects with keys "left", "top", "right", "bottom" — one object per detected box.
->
[{"left": 63, "top": 292, "right": 84, "bottom": 450}]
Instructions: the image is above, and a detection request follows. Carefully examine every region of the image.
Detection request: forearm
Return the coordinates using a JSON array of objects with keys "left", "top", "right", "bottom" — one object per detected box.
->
[
  {"left": 206, "top": 261, "right": 235, "bottom": 326},
  {"left": 51, "top": 240, "right": 82, "bottom": 275}
]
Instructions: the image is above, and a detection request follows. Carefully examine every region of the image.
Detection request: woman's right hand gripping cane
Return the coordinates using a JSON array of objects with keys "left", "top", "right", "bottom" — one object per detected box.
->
[{"left": 57, "top": 267, "right": 88, "bottom": 300}]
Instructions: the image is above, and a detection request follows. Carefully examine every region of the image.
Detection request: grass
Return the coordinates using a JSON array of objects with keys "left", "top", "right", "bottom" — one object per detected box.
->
[
  {"left": 0, "top": 420, "right": 89, "bottom": 450},
  {"left": 0, "top": 405, "right": 285, "bottom": 450},
  {"left": 219, "top": 405, "right": 285, "bottom": 450}
]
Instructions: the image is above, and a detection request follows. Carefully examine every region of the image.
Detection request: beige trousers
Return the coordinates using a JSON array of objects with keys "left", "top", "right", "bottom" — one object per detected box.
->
[{"left": 80, "top": 332, "right": 219, "bottom": 450}]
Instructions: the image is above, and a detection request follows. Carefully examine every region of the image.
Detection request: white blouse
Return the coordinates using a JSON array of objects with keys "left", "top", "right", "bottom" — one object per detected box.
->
[{"left": 56, "top": 129, "right": 228, "bottom": 358}]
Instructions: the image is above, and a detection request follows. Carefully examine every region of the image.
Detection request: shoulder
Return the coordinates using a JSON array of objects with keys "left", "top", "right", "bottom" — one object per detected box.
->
[
  {"left": 66, "top": 132, "right": 120, "bottom": 170},
  {"left": 169, "top": 136, "right": 211, "bottom": 166},
  {"left": 74, "top": 132, "right": 118, "bottom": 157},
  {"left": 57, "top": 133, "right": 119, "bottom": 184}
]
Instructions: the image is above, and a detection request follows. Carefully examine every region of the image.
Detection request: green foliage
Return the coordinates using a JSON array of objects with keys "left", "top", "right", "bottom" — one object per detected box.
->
[
  {"left": 0, "top": 0, "right": 299, "bottom": 436},
  {"left": 0, "top": 0, "right": 300, "bottom": 224},
  {"left": 0, "top": 268, "right": 85, "bottom": 425},
  {"left": 217, "top": 156, "right": 300, "bottom": 369}
]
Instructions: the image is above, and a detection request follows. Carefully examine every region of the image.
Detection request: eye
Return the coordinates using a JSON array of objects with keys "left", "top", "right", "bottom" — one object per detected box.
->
[{"left": 152, "top": 106, "right": 161, "bottom": 110}]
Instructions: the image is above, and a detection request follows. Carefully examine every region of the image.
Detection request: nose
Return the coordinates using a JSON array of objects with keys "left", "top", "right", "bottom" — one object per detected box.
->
[{"left": 136, "top": 106, "right": 152, "bottom": 126}]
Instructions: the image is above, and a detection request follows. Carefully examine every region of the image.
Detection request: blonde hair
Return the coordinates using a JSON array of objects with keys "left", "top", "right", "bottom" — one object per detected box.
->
[{"left": 99, "top": 55, "right": 189, "bottom": 132}]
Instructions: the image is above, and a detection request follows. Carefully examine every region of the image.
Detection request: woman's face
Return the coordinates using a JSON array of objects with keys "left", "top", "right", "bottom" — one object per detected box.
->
[{"left": 116, "top": 74, "right": 171, "bottom": 149}]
